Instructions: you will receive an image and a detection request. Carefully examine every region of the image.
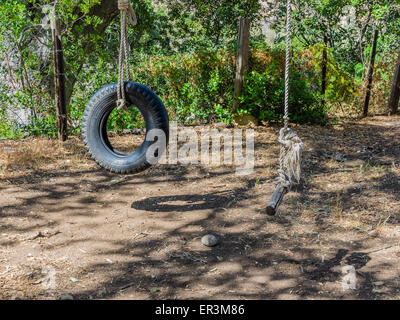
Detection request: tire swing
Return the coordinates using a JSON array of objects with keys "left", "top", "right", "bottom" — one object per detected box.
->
[
  {"left": 266, "top": 0, "right": 304, "bottom": 216},
  {"left": 82, "top": 0, "right": 169, "bottom": 174}
]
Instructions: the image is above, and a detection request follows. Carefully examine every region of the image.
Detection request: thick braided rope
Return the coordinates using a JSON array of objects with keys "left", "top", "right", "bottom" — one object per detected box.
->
[
  {"left": 276, "top": 128, "right": 303, "bottom": 188},
  {"left": 117, "top": 0, "right": 137, "bottom": 110},
  {"left": 276, "top": 0, "right": 304, "bottom": 190}
]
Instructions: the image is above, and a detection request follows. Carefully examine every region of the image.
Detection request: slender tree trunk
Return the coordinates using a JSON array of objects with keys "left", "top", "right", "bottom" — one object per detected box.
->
[
  {"left": 321, "top": 33, "right": 328, "bottom": 107},
  {"left": 52, "top": 17, "right": 68, "bottom": 141},
  {"left": 363, "top": 29, "right": 379, "bottom": 118},
  {"left": 388, "top": 52, "right": 400, "bottom": 115},
  {"left": 233, "top": 18, "right": 251, "bottom": 110}
]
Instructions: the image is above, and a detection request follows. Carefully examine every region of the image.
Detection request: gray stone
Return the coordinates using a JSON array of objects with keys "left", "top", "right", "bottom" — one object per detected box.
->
[
  {"left": 201, "top": 234, "right": 219, "bottom": 247},
  {"left": 334, "top": 152, "right": 345, "bottom": 161}
]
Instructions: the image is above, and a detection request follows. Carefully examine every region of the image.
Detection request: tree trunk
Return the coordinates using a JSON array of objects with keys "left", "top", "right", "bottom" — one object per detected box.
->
[
  {"left": 388, "top": 52, "right": 400, "bottom": 115},
  {"left": 321, "top": 33, "right": 328, "bottom": 107},
  {"left": 233, "top": 18, "right": 251, "bottom": 110},
  {"left": 363, "top": 29, "right": 379, "bottom": 118},
  {"left": 52, "top": 17, "right": 68, "bottom": 141}
]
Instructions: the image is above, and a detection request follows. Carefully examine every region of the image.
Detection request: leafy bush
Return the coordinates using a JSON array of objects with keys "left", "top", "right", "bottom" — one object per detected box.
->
[
  {"left": 132, "top": 48, "right": 236, "bottom": 124},
  {"left": 0, "top": 107, "right": 15, "bottom": 139},
  {"left": 132, "top": 47, "right": 326, "bottom": 126},
  {"left": 239, "top": 48, "right": 326, "bottom": 125}
]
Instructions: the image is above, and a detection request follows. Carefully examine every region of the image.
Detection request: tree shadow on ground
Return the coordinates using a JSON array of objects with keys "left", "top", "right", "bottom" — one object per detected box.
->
[{"left": 1, "top": 118, "right": 399, "bottom": 299}]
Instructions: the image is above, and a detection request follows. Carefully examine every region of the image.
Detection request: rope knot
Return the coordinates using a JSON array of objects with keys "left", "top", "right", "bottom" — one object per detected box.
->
[
  {"left": 275, "top": 169, "right": 291, "bottom": 189},
  {"left": 118, "top": 0, "right": 130, "bottom": 10},
  {"left": 276, "top": 127, "right": 304, "bottom": 188},
  {"left": 117, "top": 99, "right": 128, "bottom": 111},
  {"left": 118, "top": 0, "right": 137, "bottom": 26}
]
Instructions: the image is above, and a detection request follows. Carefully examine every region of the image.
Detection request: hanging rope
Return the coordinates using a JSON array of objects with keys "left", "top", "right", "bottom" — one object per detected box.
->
[
  {"left": 275, "top": 0, "right": 304, "bottom": 190},
  {"left": 117, "top": 0, "right": 137, "bottom": 110},
  {"left": 283, "top": 0, "right": 291, "bottom": 132}
]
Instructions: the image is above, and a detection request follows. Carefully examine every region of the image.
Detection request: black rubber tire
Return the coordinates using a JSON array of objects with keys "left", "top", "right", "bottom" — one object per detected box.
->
[{"left": 82, "top": 81, "right": 169, "bottom": 174}]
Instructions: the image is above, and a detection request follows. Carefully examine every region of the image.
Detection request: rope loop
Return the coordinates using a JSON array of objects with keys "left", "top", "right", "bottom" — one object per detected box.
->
[{"left": 117, "top": 0, "right": 137, "bottom": 111}]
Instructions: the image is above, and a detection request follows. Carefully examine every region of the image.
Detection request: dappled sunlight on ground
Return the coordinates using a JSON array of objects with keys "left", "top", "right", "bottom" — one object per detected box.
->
[{"left": 0, "top": 116, "right": 400, "bottom": 300}]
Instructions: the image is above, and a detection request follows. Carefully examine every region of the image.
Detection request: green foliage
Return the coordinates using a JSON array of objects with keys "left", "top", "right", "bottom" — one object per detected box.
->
[
  {"left": 238, "top": 49, "right": 326, "bottom": 125},
  {"left": 1, "top": 0, "right": 399, "bottom": 138},
  {"left": 132, "top": 48, "right": 236, "bottom": 124},
  {"left": 107, "top": 107, "right": 144, "bottom": 133},
  {"left": 0, "top": 107, "right": 16, "bottom": 139},
  {"left": 26, "top": 111, "right": 58, "bottom": 138},
  {"left": 311, "top": 44, "right": 358, "bottom": 105},
  {"left": 133, "top": 48, "right": 325, "bottom": 126},
  {"left": 165, "top": 0, "right": 262, "bottom": 50}
]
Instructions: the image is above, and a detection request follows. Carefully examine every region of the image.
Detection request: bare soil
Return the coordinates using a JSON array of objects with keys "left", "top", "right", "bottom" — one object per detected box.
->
[{"left": 0, "top": 115, "right": 400, "bottom": 300}]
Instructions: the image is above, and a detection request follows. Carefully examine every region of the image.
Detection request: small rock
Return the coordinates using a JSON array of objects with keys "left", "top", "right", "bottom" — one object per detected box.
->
[
  {"left": 60, "top": 294, "right": 74, "bottom": 300},
  {"left": 70, "top": 277, "right": 79, "bottom": 283},
  {"left": 201, "top": 234, "right": 219, "bottom": 247},
  {"left": 334, "top": 152, "right": 345, "bottom": 161}
]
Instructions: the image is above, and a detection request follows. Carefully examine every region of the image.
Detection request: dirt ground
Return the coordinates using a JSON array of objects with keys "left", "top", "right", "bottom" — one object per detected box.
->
[{"left": 0, "top": 115, "right": 400, "bottom": 300}]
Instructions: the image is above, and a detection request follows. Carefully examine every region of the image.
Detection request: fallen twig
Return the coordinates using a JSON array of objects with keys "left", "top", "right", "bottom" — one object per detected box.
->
[
  {"left": 27, "top": 230, "right": 61, "bottom": 241},
  {"left": 364, "top": 243, "right": 400, "bottom": 254},
  {"left": 119, "top": 282, "right": 135, "bottom": 291},
  {"left": 133, "top": 229, "right": 163, "bottom": 240}
]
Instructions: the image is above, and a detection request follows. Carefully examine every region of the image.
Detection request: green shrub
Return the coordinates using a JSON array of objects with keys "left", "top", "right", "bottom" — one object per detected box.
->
[
  {"left": 239, "top": 49, "right": 326, "bottom": 125},
  {"left": 133, "top": 47, "right": 326, "bottom": 126},
  {"left": 0, "top": 107, "right": 15, "bottom": 139},
  {"left": 133, "top": 48, "right": 236, "bottom": 124}
]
